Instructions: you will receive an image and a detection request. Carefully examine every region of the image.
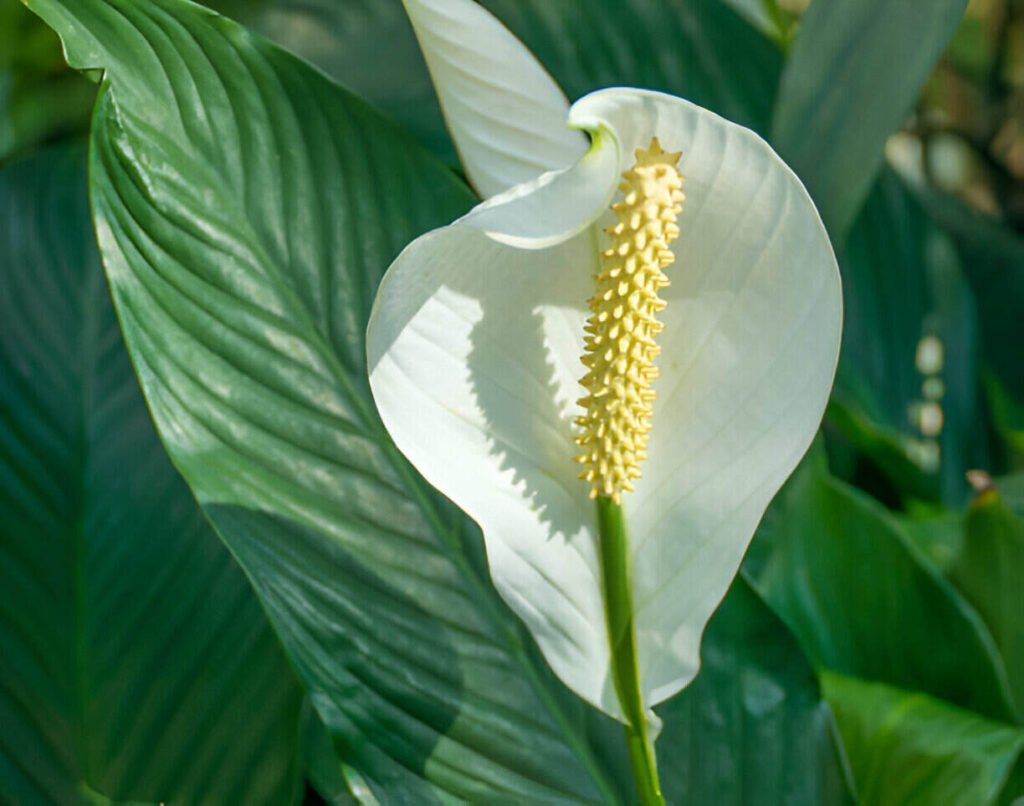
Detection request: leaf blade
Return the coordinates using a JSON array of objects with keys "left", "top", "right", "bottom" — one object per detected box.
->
[
  {"left": 772, "top": 0, "right": 967, "bottom": 242},
  {"left": 755, "top": 459, "right": 1016, "bottom": 722},
  {"left": 824, "top": 673, "right": 1023, "bottom": 806},
  {"left": 0, "top": 142, "right": 305, "bottom": 804},
  {"left": 29, "top": 0, "right": 623, "bottom": 798}
]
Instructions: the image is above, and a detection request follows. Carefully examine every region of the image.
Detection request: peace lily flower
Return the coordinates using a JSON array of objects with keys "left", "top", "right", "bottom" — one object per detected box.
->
[{"left": 368, "top": 0, "right": 841, "bottom": 798}]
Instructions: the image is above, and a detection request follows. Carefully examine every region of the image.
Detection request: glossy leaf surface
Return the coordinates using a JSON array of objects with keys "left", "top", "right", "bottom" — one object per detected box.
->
[
  {"left": 26, "top": 0, "right": 625, "bottom": 799},
  {"left": 755, "top": 458, "right": 1015, "bottom": 722},
  {"left": 657, "top": 578, "right": 853, "bottom": 805},
  {"left": 824, "top": 673, "right": 1023, "bottom": 806},
  {"left": 0, "top": 144, "right": 304, "bottom": 803}
]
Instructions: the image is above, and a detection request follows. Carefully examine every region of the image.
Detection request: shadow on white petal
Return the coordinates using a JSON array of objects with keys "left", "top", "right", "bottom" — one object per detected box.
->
[
  {"left": 465, "top": 303, "right": 588, "bottom": 540},
  {"left": 368, "top": 225, "right": 619, "bottom": 714}
]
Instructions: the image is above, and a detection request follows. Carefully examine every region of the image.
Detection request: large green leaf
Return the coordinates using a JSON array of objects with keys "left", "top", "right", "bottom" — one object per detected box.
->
[
  {"left": 24, "top": 0, "right": 852, "bottom": 800},
  {"left": 823, "top": 673, "right": 1023, "bottom": 806},
  {"left": 831, "top": 170, "right": 988, "bottom": 503},
  {"left": 771, "top": 0, "right": 967, "bottom": 242},
  {"left": 657, "top": 577, "right": 854, "bottom": 804},
  {"left": 483, "top": 0, "right": 783, "bottom": 135},
  {"left": 755, "top": 456, "right": 1016, "bottom": 722},
  {"left": 950, "top": 486, "right": 1024, "bottom": 720},
  {"left": 0, "top": 144, "right": 305, "bottom": 802},
  {"left": 28, "top": 0, "right": 624, "bottom": 800}
]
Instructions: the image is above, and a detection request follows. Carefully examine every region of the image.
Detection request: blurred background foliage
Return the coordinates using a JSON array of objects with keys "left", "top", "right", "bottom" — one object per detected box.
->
[{"left": 1, "top": 0, "right": 1022, "bottom": 803}]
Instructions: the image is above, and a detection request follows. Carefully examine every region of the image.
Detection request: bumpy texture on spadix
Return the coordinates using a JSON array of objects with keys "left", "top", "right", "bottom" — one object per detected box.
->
[{"left": 576, "top": 139, "right": 684, "bottom": 503}]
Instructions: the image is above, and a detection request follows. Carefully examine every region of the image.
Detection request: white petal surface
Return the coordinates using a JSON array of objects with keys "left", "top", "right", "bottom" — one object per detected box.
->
[
  {"left": 401, "top": 0, "right": 587, "bottom": 197},
  {"left": 369, "top": 86, "right": 841, "bottom": 720},
  {"left": 459, "top": 132, "right": 619, "bottom": 249},
  {"left": 576, "top": 89, "right": 842, "bottom": 706},
  {"left": 368, "top": 225, "right": 624, "bottom": 716}
]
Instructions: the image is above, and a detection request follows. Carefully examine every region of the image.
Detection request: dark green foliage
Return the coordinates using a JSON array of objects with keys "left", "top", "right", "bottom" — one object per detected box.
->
[
  {"left": 4, "top": 0, "right": 1023, "bottom": 802},
  {"left": 0, "top": 144, "right": 306, "bottom": 803}
]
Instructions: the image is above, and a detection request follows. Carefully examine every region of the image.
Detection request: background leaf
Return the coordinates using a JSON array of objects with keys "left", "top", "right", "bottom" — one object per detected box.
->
[
  {"left": 219, "top": 0, "right": 783, "bottom": 166},
  {"left": 754, "top": 456, "right": 1015, "bottom": 722},
  {"left": 657, "top": 578, "right": 854, "bottom": 805},
  {"left": 0, "top": 143, "right": 305, "bottom": 803},
  {"left": 830, "top": 170, "right": 988, "bottom": 504},
  {"left": 212, "top": 0, "right": 455, "bottom": 163},
  {"left": 483, "top": 0, "right": 783, "bottom": 135},
  {"left": 949, "top": 486, "right": 1024, "bottom": 720},
  {"left": 771, "top": 0, "right": 967, "bottom": 242},
  {"left": 919, "top": 189, "right": 1024, "bottom": 471},
  {"left": 0, "top": 0, "right": 94, "bottom": 163},
  {"left": 823, "top": 673, "right": 1023, "bottom": 806}
]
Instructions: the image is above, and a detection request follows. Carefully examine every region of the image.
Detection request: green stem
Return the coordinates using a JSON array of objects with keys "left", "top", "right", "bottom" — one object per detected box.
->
[{"left": 596, "top": 498, "right": 664, "bottom": 805}]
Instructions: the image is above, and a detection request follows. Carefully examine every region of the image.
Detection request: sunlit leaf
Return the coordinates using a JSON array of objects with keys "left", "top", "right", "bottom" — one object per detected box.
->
[{"left": 24, "top": 0, "right": 628, "bottom": 799}]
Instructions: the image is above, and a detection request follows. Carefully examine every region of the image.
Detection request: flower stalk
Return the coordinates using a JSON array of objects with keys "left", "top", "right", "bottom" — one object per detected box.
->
[{"left": 596, "top": 497, "right": 664, "bottom": 805}]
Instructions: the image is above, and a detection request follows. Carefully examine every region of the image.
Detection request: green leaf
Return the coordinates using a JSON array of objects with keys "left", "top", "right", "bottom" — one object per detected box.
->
[
  {"left": 831, "top": 170, "right": 988, "bottom": 503},
  {"left": 24, "top": 0, "right": 853, "bottom": 800},
  {"left": 209, "top": 0, "right": 455, "bottom": 164},
  {"left": 302, "top": 705, "right": 360, "bottom": 806},
  {"left": 715, "top": 0, "right": 793, "bottom": 44},
  {"left": 755, "top": 458, "right": 1016, "bottom": 722},
  {"left": 950, "top": 487, "right": 1024, "bottom": 720},
  {"left": 896, "top": 508, "right": 966, "bottom": 573},
  {"left": 657, "top": 577, "right": 855, "bottom": 805},
  {"left": 771, "top": 0, "right": 967, "bottom": 243},
  {"left": 918, "top": 189, "right": 1024, "bottom": 470},
  {"left": 999, "top": 754, "right": 1024, "bottom": 805},
  {"left": 483, "top": 0, "right": 783, "bottom": 135},
  {"left": 823, "top": 673, "right": 1024, "bottom": 805},
  {"left": 26, "top": 0, "right": 628, "bottom": 799},
  {"left": 994, "top": 475, "right": 1024, "bottom": 515},
  {"left": 0, "top": 143, "right": 305, "bottom": 802}
]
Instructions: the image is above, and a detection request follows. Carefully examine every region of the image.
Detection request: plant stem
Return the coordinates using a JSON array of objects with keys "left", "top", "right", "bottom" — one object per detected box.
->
[{"left": 596, "top": 497, "right": 664, "bottom": 805}]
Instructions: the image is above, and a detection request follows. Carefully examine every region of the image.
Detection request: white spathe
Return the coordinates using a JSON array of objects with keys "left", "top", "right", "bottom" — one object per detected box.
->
[
  {"left": 401, "top": 0, "right": 587, "bottom": 196},
  {"left": 371, "top": 0, "right": 842, "bottom": 720}
]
